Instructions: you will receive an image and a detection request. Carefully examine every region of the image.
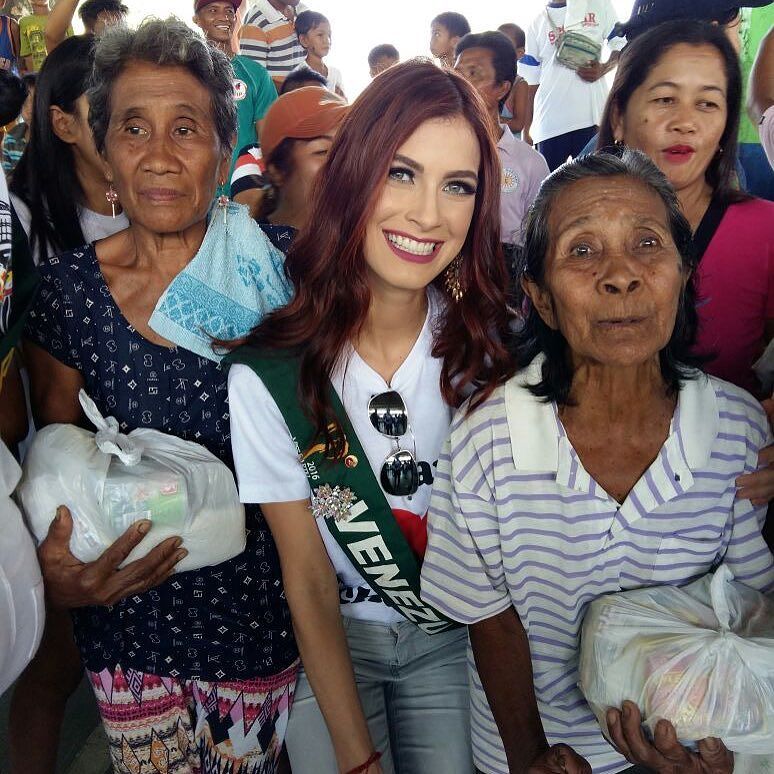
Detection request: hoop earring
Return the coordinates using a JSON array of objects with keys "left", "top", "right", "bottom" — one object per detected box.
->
[
  {"left": 444, "top": 255, "right": 464, "bottom": 302},
  {"left": 105, "top": 185, "right": 119, "bottom": 219}
]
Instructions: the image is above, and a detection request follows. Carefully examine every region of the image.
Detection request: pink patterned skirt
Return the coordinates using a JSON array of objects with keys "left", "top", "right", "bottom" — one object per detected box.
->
[{"left": 87, "top": 660, "right": 299, "bottom": 774}]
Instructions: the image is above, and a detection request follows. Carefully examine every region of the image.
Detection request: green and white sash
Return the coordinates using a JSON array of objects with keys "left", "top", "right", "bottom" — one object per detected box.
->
[{"left": 227, "top": 347, "right": 459, "bottom": 635}]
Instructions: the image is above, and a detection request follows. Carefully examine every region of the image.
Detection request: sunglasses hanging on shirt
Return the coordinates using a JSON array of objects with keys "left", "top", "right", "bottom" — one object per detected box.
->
[{"left": 367, "top": 390, "right": 419, "bottom": 498}]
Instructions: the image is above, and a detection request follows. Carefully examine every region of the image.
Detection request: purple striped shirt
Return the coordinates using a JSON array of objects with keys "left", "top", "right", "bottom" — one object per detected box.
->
[{"left": 421, "top": 358, "right": 774, "bottom": 774}]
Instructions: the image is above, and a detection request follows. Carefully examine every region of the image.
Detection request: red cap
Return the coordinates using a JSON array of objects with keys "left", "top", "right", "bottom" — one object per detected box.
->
[
  {"left": 194, "top": 0, "right": 240, "bottom": 13},
  {"left": 260, "top": 87, "right": 349, "bottom": 162}
]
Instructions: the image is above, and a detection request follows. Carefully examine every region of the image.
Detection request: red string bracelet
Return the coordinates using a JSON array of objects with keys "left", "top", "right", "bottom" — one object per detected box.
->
[{"left": 345, "top": 750, "right": 382, "bottom": 774}]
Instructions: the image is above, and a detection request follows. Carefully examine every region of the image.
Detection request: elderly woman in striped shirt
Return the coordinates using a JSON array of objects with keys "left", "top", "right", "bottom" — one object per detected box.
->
[{"left": 421, "top": 150, "right": 774, "bottom": 774}]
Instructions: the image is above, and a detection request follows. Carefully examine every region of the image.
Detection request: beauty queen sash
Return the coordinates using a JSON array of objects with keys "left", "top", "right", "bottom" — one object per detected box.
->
[{"left": 226, "top": 347, "right": 458, "bottom": 635}]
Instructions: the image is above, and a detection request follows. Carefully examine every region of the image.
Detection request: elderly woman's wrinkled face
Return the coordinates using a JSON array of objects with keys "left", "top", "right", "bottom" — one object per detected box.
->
[
  {"left": 612, "top": 43, "right": 728, "bottom": 195},
  {"left": 525, "top": 176, "right": 686, "bottom": 370},
  {"left": 103, "top": 61, "right": 229, "bottom": 235}
]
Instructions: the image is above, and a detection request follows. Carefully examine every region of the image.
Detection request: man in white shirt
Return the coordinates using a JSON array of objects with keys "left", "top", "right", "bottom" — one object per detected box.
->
[
  {"left": 455, "top": 31, "right": 550, "bottom": 246},
  {"left": 520, "top": 0, "right": 624, "bottom": 170}
]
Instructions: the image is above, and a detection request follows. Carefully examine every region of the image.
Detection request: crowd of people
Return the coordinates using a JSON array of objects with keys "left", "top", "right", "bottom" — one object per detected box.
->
[{"left": 0, "top": 1, "right": 773, "bottom": 774}]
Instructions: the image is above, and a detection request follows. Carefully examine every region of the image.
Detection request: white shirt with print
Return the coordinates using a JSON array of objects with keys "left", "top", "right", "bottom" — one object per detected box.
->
[
  {"left": 229, "top": 289, "right": 451, "bottom": 625},
  {"left": 518, "top": 0, "right": 625, "bottom": 144}
]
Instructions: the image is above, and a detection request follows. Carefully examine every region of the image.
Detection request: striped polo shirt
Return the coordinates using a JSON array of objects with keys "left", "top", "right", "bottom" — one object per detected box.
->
[
  {"left": 421, "top": 357, "right": 774, "bottom": 774},
  {"left": 239, "top": 0, "right": 308, "bottom": 82}
]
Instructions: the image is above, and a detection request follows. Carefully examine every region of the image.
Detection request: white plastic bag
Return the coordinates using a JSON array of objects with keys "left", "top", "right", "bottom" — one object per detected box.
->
[
  {"left": 18, "top": 390, "right": 245, "bottom": 572},
  {"left": 0, "top": 440, "right": 44, "bottom": 696},
  {"left": 579, "top": 566, "right": 774, "bottom": 753}
]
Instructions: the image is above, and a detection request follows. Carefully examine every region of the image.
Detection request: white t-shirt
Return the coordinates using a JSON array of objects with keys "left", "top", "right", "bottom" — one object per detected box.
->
[
  {"left": 229, "top": 290, "right": 452, "bottom": 625},
  {"left": 518, "top": 1, "right": 624, "bottom": 144},
  {"left": 11, "top": 193, "right": 130, "bottom": 264},
  {"left": 325, "top": 65, "right": 344, "bottom": 94},
  {"left": 290, "top": 61, "right": 344, "bottom": 95}
]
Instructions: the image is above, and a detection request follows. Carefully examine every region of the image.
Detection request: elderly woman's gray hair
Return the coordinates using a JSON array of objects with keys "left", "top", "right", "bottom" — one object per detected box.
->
[
  {"left": 513, "top": 148, "right": 703, "bottom": 405},
  {"left": 87, "top": 17, "right": 236, "bottom": 154}
]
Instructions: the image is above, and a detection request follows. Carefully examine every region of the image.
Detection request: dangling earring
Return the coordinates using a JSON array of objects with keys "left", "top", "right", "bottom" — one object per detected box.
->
[
  {"left": 217, "top": 181, "right": 229, "bottom": 228},
  {"left": 105, "top": 184, "right": 119, "bottom": 219},
  {"left": 444, "top": 255, "right": 464, "bottom": 302}
]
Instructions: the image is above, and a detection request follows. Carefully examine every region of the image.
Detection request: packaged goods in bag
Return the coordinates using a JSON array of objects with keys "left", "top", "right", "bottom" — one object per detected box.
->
[
  {"left": 18, "top": 390, "right": 245, "bottom": 572},
  {"left": 0, "top": 441, "right": 44, "bottom": 696},
  {"left": 579, "top": 566, "right": 774, "bottom": 753}
]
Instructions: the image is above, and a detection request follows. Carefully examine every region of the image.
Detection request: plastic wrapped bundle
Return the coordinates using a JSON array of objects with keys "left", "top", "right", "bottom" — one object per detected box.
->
[
  {"left": 0, "top": 441, "right": 44, "bottom": 696},
  {"left": 19, "top": 390, "right": 245, "bottom": 572},
  {"left": 579, "top": 566, "right": 774, "bottom": 753}
]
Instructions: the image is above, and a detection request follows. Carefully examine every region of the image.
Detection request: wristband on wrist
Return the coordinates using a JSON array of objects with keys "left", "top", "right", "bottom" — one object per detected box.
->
[{"left": 345, "top": 750, "right": 381, "bottom": 774}]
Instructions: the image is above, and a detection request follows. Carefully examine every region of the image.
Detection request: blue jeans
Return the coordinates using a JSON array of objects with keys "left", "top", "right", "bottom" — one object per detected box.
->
[
  {"left": 285, "top": 618, "right": 473, "bottom": 774},
  {"left": 537, "top": 126, "right": 598, "bottom": 171}
]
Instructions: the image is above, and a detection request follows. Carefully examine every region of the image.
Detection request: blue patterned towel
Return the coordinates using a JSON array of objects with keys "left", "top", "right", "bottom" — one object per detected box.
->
[{"left": 149, "top": 202, "right": 292, "bottom": 362}]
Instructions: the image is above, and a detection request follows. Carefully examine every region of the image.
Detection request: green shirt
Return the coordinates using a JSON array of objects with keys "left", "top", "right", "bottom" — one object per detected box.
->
[
  {"left": 18, "top": 14, "right": 73, "bottom": 72},
  {"left": 738, "top": 6, "right": 774, "bottom": 146},
  {"left": 230, "top": 55, "right": 277, "bottom": 178}
]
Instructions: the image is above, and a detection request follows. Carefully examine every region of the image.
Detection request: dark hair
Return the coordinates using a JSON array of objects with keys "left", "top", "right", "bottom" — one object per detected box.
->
[
  {"left": 279, "top": 66, "right": 327, "bottom": 95},
  {"left": 21, "top": 73, "right": 37, "bottom": 90},
  {"left": 455, "top": 31, "right": 517, "bottom": 108},
  {"left": 78, "top": 0, "right": 127, "bottom": 27},
  {"left": 622, "top": 4, "right": 742, "bottom": 41},
  {"left": 256, "top": 136, "right": 296, "bottom": 219},
  {"left": 497, "top": 23, "right": 525, "bottom": 50},
  {"left": 716, "top": 8, "right": 740, "bottom": 26},
  {"left": 514, "top": 149, "right": 702, "bottom": 405},
  {"left": 0, "top": 70, "right": 27, "bottom": 124},
  {"left": 432, "top": 11, "right": 470, "bottom": 38},
  {"left": 295, "top": 10, "right": 329, "bottom": 37},
  {"left": 598, "top": 20, "right": 745, "bottom": 204},
  {"left": 88, "top": 18, "right": 236, "bottom": 154},
  {"left": 368, "top": 43, "right": 399, "bottom": 68},
  {"left": 10, "top": 35, "right": 96, "bottom": 256},
  {"left": 242, "top": 59, "right": 513, "bottom": 455}
]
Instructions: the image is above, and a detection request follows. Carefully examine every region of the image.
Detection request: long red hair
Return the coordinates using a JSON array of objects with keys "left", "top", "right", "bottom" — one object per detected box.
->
[{"left": 246, "top": 59, "right": 514, "bottom": 454}]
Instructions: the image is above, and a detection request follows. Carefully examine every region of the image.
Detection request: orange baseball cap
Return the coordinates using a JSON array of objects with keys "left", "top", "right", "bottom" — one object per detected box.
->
[{"left": 260, "top": 87, "right": 349, "bottom": 162}]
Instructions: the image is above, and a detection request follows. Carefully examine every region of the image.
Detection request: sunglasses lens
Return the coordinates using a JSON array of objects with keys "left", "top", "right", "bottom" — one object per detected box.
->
[
  {"left": 368, "top": 390, "right": 408, "bottom": 437},
  {"left": 380, "top": 449, "right": 419, "bottom": 497}
]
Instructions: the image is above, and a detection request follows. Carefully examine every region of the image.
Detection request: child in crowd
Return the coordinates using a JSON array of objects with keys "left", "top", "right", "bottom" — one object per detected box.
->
[
  {"left": 0, "top": 7, "right": 20, "bottom": 73},
  {"left": 2, "top": 72, "right": 34, "bottom": 174},
  {"left": 0, "top": 67, "right": 26, "bottom": 125},
  {"left": 293, "top": 10, "right": 344, "bottom": 97},
  {"left": 430, "top": 10, "right": 470, "bottom": 66},
  {"left": 44, "top": 0, "right": 125, "bottom": 55},
  {"left": 497, "top": 22, "right": 530, "bottom": 138},
  {"left": 280, "top": 65, "right": 326, "bottom": 94},
  {"left": 368, "top": 43, "right": 399, "bottom": 78},
  {"left": 19, "top": 0, "right": 51, "bottom": 73}
]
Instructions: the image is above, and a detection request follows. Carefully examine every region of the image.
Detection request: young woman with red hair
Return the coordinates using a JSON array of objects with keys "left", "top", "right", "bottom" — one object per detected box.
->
[{"left": 227, "top": 60, "right": 513, "bottom": 774}]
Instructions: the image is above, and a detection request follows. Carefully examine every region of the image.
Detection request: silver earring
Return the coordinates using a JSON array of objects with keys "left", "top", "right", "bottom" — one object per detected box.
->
[
  {"left": 217, "top": 183, "right": 229, "bottom": 228},
  {"left": 105, "top": 185, "right": 119, "bottom": 219}
]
